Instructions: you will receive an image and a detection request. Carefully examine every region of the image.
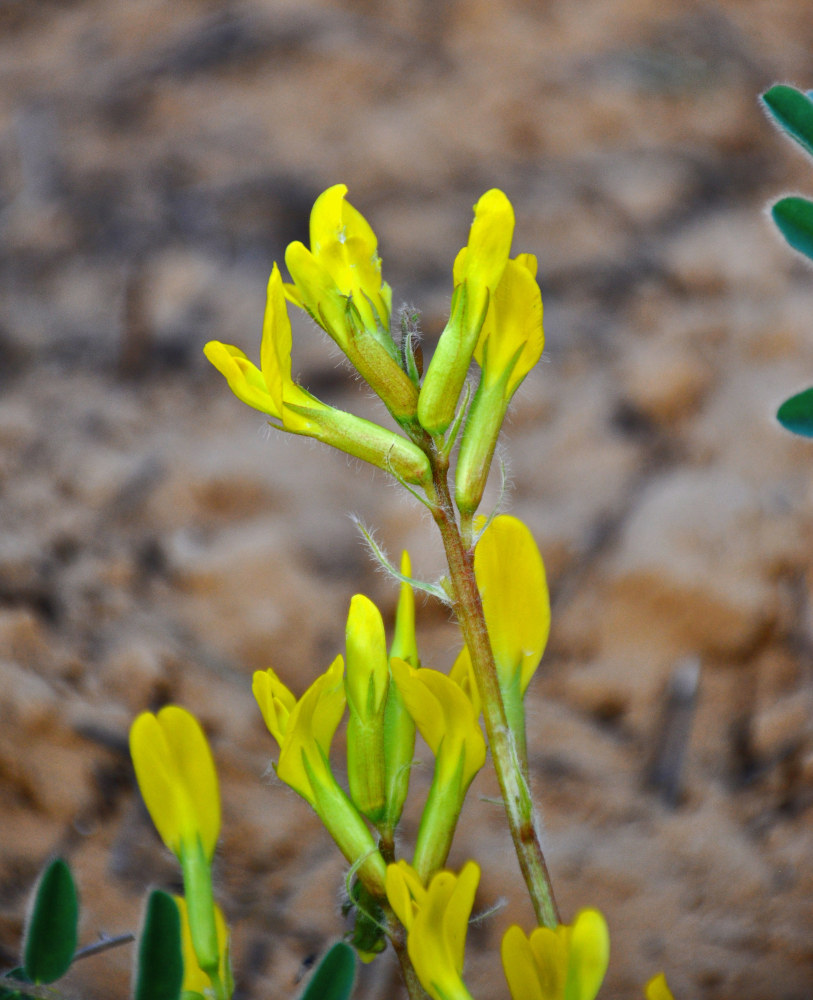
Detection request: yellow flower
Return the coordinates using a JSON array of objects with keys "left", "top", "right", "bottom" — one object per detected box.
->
[
  {"left": 130, "top": 707, "right": 222, "bottom": 979},
  {"left": 501, "top": 909, "right": 609, "bottom": 1000},
  {"left": 205, "top": 266, "right": 430, "bottom": 485},
  {"left": 389, "top": 660, "right": 485, "bottom": 793},
  {"left": 253, "top": 657, "right": 346, "bottom": 808},
  {"left": 253, "top": 659, "right": 387, "bottom": 894},
  {"left": 285, "top": 183, "right": 392, "bottom": 338},
  {"left": 455, "top": 254, "right": 544, "bottom": 514},
  {"left": 204, "top": 264, "right": 322, "bottom": 429},
  {"left": 418, "top": 189, "right": 515, "bottom": 436},
  {"left": 129, "top": 706, "right": 220, "bottom": 863},
  {"left": 386, "top": 860, "right": 479, "bottom": 1000},
  {"left": 390, "top": 659, "right": 485, "bottom": 878},
  {"left": 284, "top": 184, "right": 418, "bottom": 421},
  {"left": 473, "top": 515, "right": 550, "bottom": 698},
  {"left": 175, "top": 896, "right": 233, "bottom": 998},
  {"left": 645, "top": 973, "right": 675, "bottom": 1000}
]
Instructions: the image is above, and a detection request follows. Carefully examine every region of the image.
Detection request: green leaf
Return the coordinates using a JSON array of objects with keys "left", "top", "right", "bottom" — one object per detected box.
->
[
  {"left": 134, "top": 891, "right": 183, "bottom": 1000},
  {"left": 772, "top": 196, "right": 813, "bottom": 261},
  {"left": 777, "top": 385, "right": 813, "bottom": 436},
  {"left": 22, "top": 858, "right": 79, "bottom": 984},
  {"left": 762, "top": 84, "right": 813, "bottom": 158},
  {"left": 299, "top": 942, "right": 356, "bottom": 1000}
]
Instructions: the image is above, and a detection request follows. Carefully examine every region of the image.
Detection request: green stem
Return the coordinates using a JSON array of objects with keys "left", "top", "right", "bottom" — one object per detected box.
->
[
  {"left": 388, "top": 909, "right": 428, "bottom": 1000},
  {"left": 425, "top": 445, "right": 560, "bottom": 929}
]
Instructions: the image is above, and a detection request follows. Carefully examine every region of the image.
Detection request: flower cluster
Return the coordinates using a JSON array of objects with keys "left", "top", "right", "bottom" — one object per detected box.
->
[{"left": 127, "top": 187, "right": 676, "bottom": 1000}]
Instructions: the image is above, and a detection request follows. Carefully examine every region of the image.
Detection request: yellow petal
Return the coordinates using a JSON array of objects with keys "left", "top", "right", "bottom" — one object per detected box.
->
[
  {"left": 345, "top": 594, "right": 389, "bottom": 715},
  {"left": 449, "top": 645, "right": 481, "bottom": 718},
  {"left": 390, "top": 660, "right": 485, "bottom": 789},
  {"left": 566, "top": 909, "right": 610, "bottom": 1000},
  {"left": 457, "top": 189, "right": 515, "bottom": 325},
  {"left": 474, "top": 515, "right": 550, "bottom": 695},
  {"left": 252, "top": 669, "right": 297, "bottom": 746},
  {"left": 645, "top": 973, "right": 675, "bottom": 1000},
  {"left": 130, "top": 707, "right": 220, "bottom": 861},
  {"left": 276, "top": 656, "right": 346, "bottom": 804},
  {"left": 308, "top": 183, "right": 391, "bottom": 332},
  {"left": 259, "top": 264, "right": 292, "bottom": 416},
  {"left": 407, "top": 862, "right": 480, "bottom": 1000},
  {"left": 203, "top": 341, "right": 281, "bottom": 417},
  {"left": 284, "top": 240, "right": 350, "bottom": 342},
  {"left": 474, "top": 256, "right": 544, "bottom": 396},
  {"left": 502, "top": 924, "right": 546, "bottom": 1000},
  {"left": 385, "top": 859, "right": 425, "bottom": 930}
]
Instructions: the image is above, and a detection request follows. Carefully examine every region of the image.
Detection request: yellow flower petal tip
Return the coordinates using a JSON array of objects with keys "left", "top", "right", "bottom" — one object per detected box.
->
[{"left": 645, "top": 973, "right": 675, "bottom": 1000}]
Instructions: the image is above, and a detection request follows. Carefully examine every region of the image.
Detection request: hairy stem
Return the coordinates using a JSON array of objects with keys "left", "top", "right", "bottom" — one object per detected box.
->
[{"left": 425, "top": 442, "right": 560, "bottom": 929}]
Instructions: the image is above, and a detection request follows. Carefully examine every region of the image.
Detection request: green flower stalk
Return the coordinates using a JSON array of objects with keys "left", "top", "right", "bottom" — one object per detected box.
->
[
  {"left": 455, "top": 254, "right": 544, "bottom": 518},
  {"left": 418, "top": 189, "right": 515, "bottom": 436},
  {"left": 390, "top": 659, "right": 485, "bottom": 881},
  {"left": 129, "top": 707, "right": 226, "bottom": 995},
  {"left": 501, "top": 910, "right": 609, "bottom": 1000},
  {"left": 204, "top": 265, "right": 430, "bottom": 485},
  {"left": 252, "top": 659, "right": 387, "bottom": 895},
  {"left": 284, "top": 184, "right": 419, "bottom": 423},
  {"left": 345, "top": 594, "right": 390, "bottom": 823},
  {"left": 386, "top": 860, "right": 480, "bottom": 1000}
]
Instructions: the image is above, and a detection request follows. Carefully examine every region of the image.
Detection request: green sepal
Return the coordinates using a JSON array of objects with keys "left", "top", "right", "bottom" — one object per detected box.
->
[
  {"left": 343, "top": 879, "right": 387, "bottom": 962},
  {"left": 179, "top": 838, "right": 219, "bottom": 978},
  {"left": 772, "top": 196, "right": 813, "bottom": 261},
  {"left": 22, "top": 857, "right": 78, "bottom": 984},
  {"left": 181, "top": 994, "right": 207, "bottom": 1000},
  {"left": 134, "top": 890, "right": 183, "bottom": 1000},
  {"left": 761, "top": 85, "right": 813, "bottom": 158},
  {"left": 777, "top": 385, "right": 813, "bottom": 436},
  {"left": 298, "top": 941, "right": 356, "bottom": 1000},
  {"left": 411, "top": 748, "right": 467, "bottom": 881}
]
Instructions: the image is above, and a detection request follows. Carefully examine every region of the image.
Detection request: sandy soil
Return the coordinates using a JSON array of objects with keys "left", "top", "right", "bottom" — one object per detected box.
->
[{"left": 0, "top": 1, "right": 812, "bottom": 997}]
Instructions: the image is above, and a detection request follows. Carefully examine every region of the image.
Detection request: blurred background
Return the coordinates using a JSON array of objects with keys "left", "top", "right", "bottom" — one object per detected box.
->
[{"left": 1, "top": 0, "right": 812, "bottom": 997}]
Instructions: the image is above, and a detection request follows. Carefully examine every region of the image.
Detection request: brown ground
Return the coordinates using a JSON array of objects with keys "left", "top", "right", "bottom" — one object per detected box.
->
[{"left": 1, "top": 1, "right": 812, "bottom": 998}]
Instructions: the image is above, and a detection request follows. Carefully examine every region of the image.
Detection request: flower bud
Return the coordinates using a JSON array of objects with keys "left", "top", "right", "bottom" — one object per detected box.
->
[{"left": 345, "top": 595, "right": 389, "bottom": 822}]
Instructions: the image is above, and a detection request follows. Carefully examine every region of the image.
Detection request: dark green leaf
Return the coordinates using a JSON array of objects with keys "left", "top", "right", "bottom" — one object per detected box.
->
[
  {"left": 299, "top": 942, "right": 356, "bottom": 1000},
  {"left": 762, "top": 84, "right": 813, "bottom": 158},
  {"left": 772, "top": 197, "right": 813, "bottom": 261},
  {"left": 777, "top": 386, "right": 813, "bottom": 436},
  {"left": 22, "top": 858, "right": 78, "bottom": 984},
  {"left": 134, "top": 891, "right": 183, "bottom": 1000}
]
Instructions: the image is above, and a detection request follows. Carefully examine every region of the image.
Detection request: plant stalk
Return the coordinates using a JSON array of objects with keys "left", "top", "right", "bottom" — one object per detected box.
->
[{"left": 425, "top": 444, "right": 560, "bottom": 929}]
